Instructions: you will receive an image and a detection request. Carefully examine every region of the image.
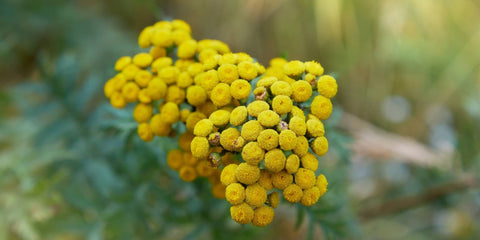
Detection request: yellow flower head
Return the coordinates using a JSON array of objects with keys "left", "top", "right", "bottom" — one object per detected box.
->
[
  {"left": 138, "top": 26, "right": 154, "bottom": 48},
  {"left": 104, "top": 79, "right": 116, "bottom": 98},
  {"left": 272, "top": 95, "right": 293, "bottom": 115},
  {"left": 134, "top": 70, "right": 152, "bottom": 88},
  {"left": 291, "top": 80, "right": 313, "bottom": 103},
  {"left": 175, "top": 59, "right": 194, "bottom": 71},
  {"left": 270, "top": 57, "right": 287, "bottom": 68},
  {"left": 153, "top": 21, "right": 172, "bottom": 30},
  {"left": 290, "top": 106, "right": 306, "bottom": 120},
  {"left": 218, "top": 53, "right": 237, "bottom": 65},
  {"left": 272, "top": 170, "right": 293, "bottom": 190},
  {"left": 252, "top": 206, "right": 274, "bottom": 227},
  {"left": 149, "top": 46, "right": 167, "bottom": 59},
  {"left": 115, "top": 56, "right": 132, "bottom": 71},
  {"left": 191, "top": 136, "right": 210, "bottom": 158},
  {"left": 178, "top": 132, "right": 194, "bottom": 152},
  {"left": 257, "top": 129, "right": 279, "bottom": 151},
  {"left": 264, "top": 149, "right": 286, "bottom": 173},
  {"left": 230, "top": 203, "right": 254, "bottom": 224},
  {"left": 151, "top": 57, "right": 173, "bottom": 73},
  {"left": 172, "top": 29, "right": 192, "bottom": 45},
  {"left": 186, "top": 85, "right": 207, "bottom": 106},
  {"left": 229, "top": 106, "right": 248, "bottom": 126},
  {"left": 258, "top": 110, "right": 280, "bottom": 128},
  {"left": 258, "top": 169, "right": 274, "bottom": 191},
  {"left": 196, "top": 101, "right": 216, "bottom": 117},
  {"left": 198, "top": 48, "right": 218, "bottom": 63},
  {"left": 110, "top": 92, "right": 126, "bottom": 109},
  {"left": 289, "top": 116, "right": 307, "bottom": 136},
  {"left": 246, "top": 100, "right": 270, "bottom": 117},
  {"left": 183, "top": 152, "right": 198, "bottom": 166},
  {"left": 151, "top": 28, "right": 173, "bottom": 47},
  {"left": 179, "top": 165, "right": 197, "bottom": 182},
  {"left": 316, "top": 174, "right": 328, "bottom": 197},
  {"left": 270, "top": 81, "right": 292, "bottom": 97},
  {"left": 293, "top": 136, "right": 309, "bottom": 156},
  {"left": 211, "top": 183, "right": 226, "bottom": 199},
  {"left": 245, "top": 183, "right": 267, "bottom": 207},
  {"left": 217, "top": 63, "right": 239, "bottom": 84},
  {"left": 311, "top": 136, "right": 328, "bottom": 156},
  {"left": 300, "top": 153, "right": 319, "bottom": 171},
  {"left": 220, "top": 163, "right": 238, "bottom": 186},
  {"left": 167, "top": 149, "right": 183, "bottom": 171},
  {"left": 158, "top": 66, "right": 180, "bottom": 85},
  {"left": 186, "top": 112, "right": 206, "bottom": 132},
  {"left": 268, "top": 192, "right": 280, "bottom": 209},
  {"left": 177, "top": 39, "right": 197, "bottom": 59},
  {"left": 180, "top": 109, "right": 191, "bottom": 123},
  {"left": 172, "top": 19, "right": 191, "bottom": 33},
  {"left": 279, "top": 129, "right": 297, "bottom": 151},
  {"left": 193, "top": 119, "right": 214, "bottom": 137},
  {"left": 283, "top": 184, "right": 304, "bottom": 203},
  {"left": 133, "top": 52, "right": 153, "bottom": 68},
  {"left": 137, "top": 122, "right": 154, "bottom": 142},
  {"left": 317, "top": 75, "right": 337, "bottom": 99},
  {"left": 220, "top": 127, "right": 240, "bottom": 152},
  {"left": 235, "top": 52, "right": 253, "bottom": 63},
  {"left": 150, "top": 114, "right": 172, "bottom": 136},
  {"left": 203, "top": 54, "right": 221, "bottom": 71},
  {"left": 256, "top": 76, "right": 278, "bottom": 88},
  {"left": 235, "top": 162, "right": 260, "bottom": 185},
  {"left": 187, "top": 62, "right": 204, "bottom": 77},
  {"left": 138, "top": 89, "right": 152, "bottom": 103},
  {"left": 230, "top": 79, "right": 252, "bottom": 100},
  {"left": 295, "top": 168, "right": 316, "bottom": 189},
  {"left": 306, "top": 118, "right": 325, "bottom": 137},
  {"left": 301, "top": 186, "right": 321, "bottom": 206},
  {"left": 304, "top": 73, "right": 317, "bottom": 85},
  {"left": 209, "top": 109, "right": 230, "bottom": 126},
  {"left": 122, "top": 64, "right": 140, "bottom": 80},
  {"left": 237, "top": 61, "right": 258, "bottom": 80},
  {"left": 311, "top": 95, "right": 333, "bottom": 120},
  {"left": 226, "top": 183, "right": 246, "bottom": 205},
  {"left": 241, "top": 141, "right": 265, "bottom": 165},
  {"left": 122, "top": 81, "right": 140, "bottom": 102},
  {"left": 283, "top": 60, "right": 305, "bottom": 77},
  {"left": 160, "top": 102, "right": 179, "bottom": 124},
  {"left": 165, "top": 85, "right": 185, "bottom": 105},
  {"left": 133, "top": 103, "right": 153, "bottom": 123},
  {"left": 304, "top": 61, "right": 324, "bottom": 76},
  {"left": 286, "top": 154, "right": 300, "bottom": 174},
  {"left": 241, "top": 120, "right": 263, "bottom": 141},
  {"left": 210, "top": 83, "right": 232, "bottom": 107},
  {"left": 176, "top": 72, "right": 193, "bottom": 88}
]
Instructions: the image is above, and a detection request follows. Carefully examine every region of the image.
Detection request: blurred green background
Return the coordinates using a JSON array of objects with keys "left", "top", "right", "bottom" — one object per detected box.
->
[{"left": 1, "top": 0, "right": 479, "bottom": 239}]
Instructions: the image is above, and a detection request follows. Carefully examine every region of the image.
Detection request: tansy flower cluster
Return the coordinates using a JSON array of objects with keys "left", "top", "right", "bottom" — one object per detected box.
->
[{"left": 104, "top": 19, "right": 336, "bottom": 227}]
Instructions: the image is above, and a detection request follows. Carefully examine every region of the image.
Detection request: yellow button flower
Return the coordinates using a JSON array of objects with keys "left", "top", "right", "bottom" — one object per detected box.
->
[
  {"left": 133, "top": 103, "right": 153, "bottom": 123},
  {"left": 134, "top": 70, "right": 152, "bottom": 88},
  {"left": 186, "top": 85, "right": 207, "bottom": 106},
  {"left": 158, "top": 66, "right": 180, "bottom": 85},
  {"left": 301, "top": 187, "right": 321, "bottom": 206},
  {"left": 176, "top": 72, "right": 193, "bottom": 88},
  {"left": 220, "top": 164, "right": 238, "bottom": 186},
  {"left": 151, "top": 28, "right": 173, "bottom": 47},
  {"left": 241, "top": 142, "right": 264, "bottom": 165},
  {"left": 191, "top": 136, "right": 210, "bottom": 159},
  {"left": 306, "top": 118, "right": 325, "bottom": 137},
  {"left": 245, "top": 183, "right": 267, "bottom": 207},
  {"left": 272, "top": 95, "right": 293, "bottom": 115},
  {"left": 211, "top": 183, "right": 226, "bottom": 199},
  {"left": 264, "top": 149, "right": 286, "bottom": 173},
  {"left": 104, "top": 79, "right": 116, "bottom": 98},
  {"left": 316, "top": 174, "right": 328, "bottom": 197},
  {"left": 271, "top": 81, "right": 292, "bottom": 97},
  {"left": 121, "top": 82, "right": 140, "bottom": 102},
  {"left": 172, "top": 19, "right": 191, "bottom": 32},
  {"left": 160, "top": 102, "right": 179, "bottom": 124},
  {"left": 230, "top": 106, "right": 247, "bottom": 126},
  {"left": 235, "top": 52, "right": 253, "bottom": 63},
  {"left": 187, "top": 62, "right": 204, "bottom": 76},
  {"left": 186, "top": 112, "right": 206, "bottom": 132},
  {"left": 293, "top": 136, "right": 309, "bottom": 156},
  {"left": 151, "top": 57, "right": 173, "bottom": 73},
  {"left": 150, "top": 114, "right": 172, "bottom": 136},
  {"left": 137, "top": 122, "right": 154, "bottom": 142},
  {"left": 270, "top": 57, "right": 287, "bottom": 68},
  {"left": 272, "top": 170, "right": 293, "bottom": 190},
  {"left": 167, "top": 149, "right": 183, "bottom": 171},
  {"left": 149, "top": 46, "right": 166, "bottom": 59},
  {"left": 304, "top": 60, "right": 324, "bottom": 76},
  {"left": 295, "top": 168, "right": 316, "bottom": 189},
  {"left": 258, "top": 169, "right": 274, "bottom": 191},
  {"left": 279, "top": 129, "right": 297, "bottom": 151},
  {"left": 165, "top": 85, "right": 185, "bottom": 105},
  {"left": 289, "top": 116, "right": 307, "bottom": 136},
  {"left": 183, "top": 152, "right": 198, "bottom": 166},
  {"left": 290, "top": 106, "right": 306, "bottom": 120},
  {"left": 252, "top": 206, "right": 274, "bottom": 227},
  {"left": 179, "top": 165, "right": 197, "bottom": 182},
  {"left": 258, "top": 110, "right": 280, "bottom": 127},
  {"left": 238, "top": 61, "right": 258, "bottom": 80},
  {"left": 177, "top": 39, "right": 197, "bottom": 59},
  {"left": 209, "top": 109, "right": 230, "bottom": 126},
  {"left": 138, "top": 26, "right": 154, "bottom": 48},
  {"left": 230, "top": 203, "right": 254, "bottom": 224},
  {"left": 256, "top": 76, "right": 278, "bottom": 88},
  {"left": 198, "top": 48, "right": 218, "bottom": 63},
  {"left": 246, "top": 100, "right": 270, "bottom": 117},
  {"left": 291, "top": 80, "right": 312, "bottom": 103},
  {"left": 138, "top": 89, "right": 151, "bottom": 103},
  {"left": 178, "top": 132, "right": 194, "bottom": 152},
  {"left": 114, "top": 56, "right": 132, "bottom": 71},
  {"left": 241, "top": 120, "right": 263, "bottom": 141},
  {"left": 301, "top": 153, "right": 318, "bottom": 171},
  {"left": 268, "top": 192, "right": 280, "bottom": 209},
  {"left": 217, "top": 63, "right": 238, "bottom": 84},
  {"left": 311, "top": 136, "right": 328, "bottom": 156},
  {"left": 285, "top": 154, "right": 300, "bottom": 174},
  {"left": 311, "top": 95, "right": 332, "bottom": 120},
  {"left": 219, "top": 53, "right": 238, "bottom": 65},
  {"left": 226, "top": 183, "right": 246, "bottom": 205},
  {"left": 197, "top": 101, "right": 217, "bottom": 117},
  {"left": 110, "top": 92, "right": 126, "bottom": 109},
  {"left": 257, "top": 129, "right": 279, "bottom": 151},
  {"left": 210, "top": 83, "right": 232, "bottom": 107},
  {"left": 230, "top": 79, "right": 251, "bottom": 100},
  {"left": 317, "top": 75, "right": 337, "bottom": 99},
  {"left": 235, "top": 163, "right": 260, "bottom": 185},
  {"left": 220, "top": 127, "right": 240, "bottom": 152},
  {"left": 283, "top": 184, "right": 303, "bottom": 203},
  {"left": 283, "top": 60, "right": 305, "bottom": 77},
  {"left": 133, "top": 52, "right": 153, "bottom": 68},
  {"left": 193, "top": 119, "right": 214, "bottom": 137}
]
